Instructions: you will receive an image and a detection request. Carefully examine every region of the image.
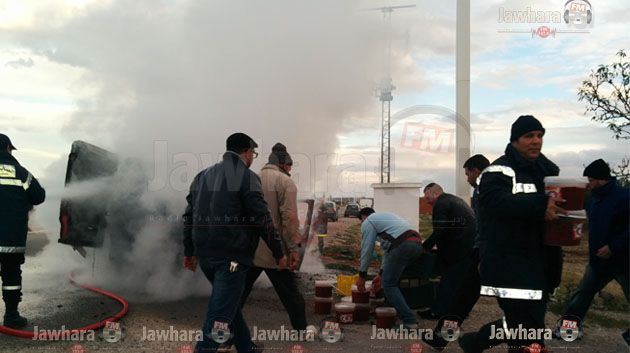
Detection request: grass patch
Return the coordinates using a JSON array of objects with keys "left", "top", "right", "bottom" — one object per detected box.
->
[
  {"left": 549, "top": 282, "right": 579, "bottom": 314},
  {"left": 584, "top": 311, "right": 630, "bottom": 329}
]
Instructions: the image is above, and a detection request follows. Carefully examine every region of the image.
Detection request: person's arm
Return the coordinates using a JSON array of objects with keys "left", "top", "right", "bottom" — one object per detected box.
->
[
  {"left": 278, "top": 178, "right": 301, "bottom": 253},
  {"left": 607, "top": 190, "right": 629, "bottom": 257},
  {"left": 22, "top": 168, "right": 45, "bottom": 205},
  {"left": 241, "top": 171, "right": 285, "bottom": 260},
  {"left": 423, "top": 199, "right": 448, "bottom": 250},
  {"left": 478, "top": 165, "right": 548, "bottom": 221},
  {"left": 358, "top": 219, "right": 377, "bottom": 278},
  {"left": 182, "top": 173, "right": 199, "bottom": 258},
  {"left": 182, "top": 172, "right": 200, "bottom": 271}
]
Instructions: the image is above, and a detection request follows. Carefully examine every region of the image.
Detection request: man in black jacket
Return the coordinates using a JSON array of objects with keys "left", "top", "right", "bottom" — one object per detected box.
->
[
  {"left": 558, "top": 159, "right": 629, "bottom": 344},
  {"left": 424, "top": 156, "right": 492, "bottom": 351},
  {"left": 183, "top": 133, "right": 287, "bottom": 353},
  {"left": 0, "top": 134, "right": 45, "bottom": 328},
  {"left": 459, "top": 116, "right": 565, "bottom": 353},
  {"left": 420, "top": 183, "right": 476, "bottom": 319},
  {"left": 463, "top": 154, "right": 490, "bottom": 254}
]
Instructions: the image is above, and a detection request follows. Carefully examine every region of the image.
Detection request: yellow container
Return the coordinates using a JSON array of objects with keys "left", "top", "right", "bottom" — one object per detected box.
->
[{"left": 336, "top": 274, "right": 358, "bottom": 296}]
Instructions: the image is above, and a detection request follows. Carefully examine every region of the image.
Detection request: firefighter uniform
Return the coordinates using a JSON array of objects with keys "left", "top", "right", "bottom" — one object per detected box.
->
[
  {"left": 468, "top": 142, "right": 562, "bottom": 353},
  {"left": 0, "top": 134, "right": 46, "bottom": 328}
]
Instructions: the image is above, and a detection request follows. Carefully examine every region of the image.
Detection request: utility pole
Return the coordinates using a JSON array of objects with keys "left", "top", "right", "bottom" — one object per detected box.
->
[{"left": 456, "top": 0, "right": 471, "bottom": 200}]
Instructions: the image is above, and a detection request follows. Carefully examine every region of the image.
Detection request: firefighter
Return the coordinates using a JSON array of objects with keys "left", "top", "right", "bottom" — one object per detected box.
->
[
  {"left": 458, "top": 116, "right": 565, "bottom": 353},
  {"left": 0, "top": 134, "right": 45, "bottom": 328}
]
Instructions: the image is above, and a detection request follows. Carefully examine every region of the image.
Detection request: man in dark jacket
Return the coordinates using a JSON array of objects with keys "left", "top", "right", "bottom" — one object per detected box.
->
[
  {"left": 0, "top": 134, "right": 45, "bottom": 328},
  {"left": 183, "top": 132, "right": 287, "bottom": 353},
  {"left": 459, "top": 116, "right": 565, "bottom": 353},
  {"left": 463, "top": 154, "right": 490, "bottom": 254},
  {"left": 423, "top": 156, "right": 490, "bottom": 351},
  {"left": 558, "top": 159, "right": 629, "bottom": 344},
  {"left": 420, "top": 183, "right": 476, "bottom": 319}
]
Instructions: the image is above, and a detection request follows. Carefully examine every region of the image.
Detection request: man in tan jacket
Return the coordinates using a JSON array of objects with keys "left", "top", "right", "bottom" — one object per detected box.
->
[{"left": 240, "top": 143, "right": 310, "bottom": 332}]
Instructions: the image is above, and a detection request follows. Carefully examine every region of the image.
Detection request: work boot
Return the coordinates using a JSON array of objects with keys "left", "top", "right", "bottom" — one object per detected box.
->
[
  {"left": 3, "top": 310, "right": 28, "bottom": 329},
  {"left": 422, "top": 333, "right": 448, "bottom": 351},
  {"left": 417, "top": 309, "right": 440, "bottom": 320}
]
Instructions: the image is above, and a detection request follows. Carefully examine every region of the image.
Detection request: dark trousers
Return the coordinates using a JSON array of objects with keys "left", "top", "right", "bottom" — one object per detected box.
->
[
  {"left": 434, "top": 255, "right": 481, "bottom": 334},
  {"left": 474, "top": 295, "right": 549, "bottom": 353},
  {"left": 241, "top": 267, "right": 307, "bottom": 330},
  {"left": 195, "top": 258, "right": 257, "bottom": 353},
  {"left": 432, "top": 255, "right": 479, "bottom": 318},
  {"left": 0, "top": 253, "right": 24, "bottom": 312},
  {"left": 563, "top": 264, "right": 629, "bottom": 323}
]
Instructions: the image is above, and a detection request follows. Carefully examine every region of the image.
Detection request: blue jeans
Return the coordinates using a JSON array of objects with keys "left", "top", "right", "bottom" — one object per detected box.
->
[
  {"left": 196, "top": 258, "right": 257, "bottom": 353},
  {"left": 563, "top": 264, "right": 629, "bottom": 323},
  {"left": 381, "top": 241, "right": 424, "bottom": 326}
]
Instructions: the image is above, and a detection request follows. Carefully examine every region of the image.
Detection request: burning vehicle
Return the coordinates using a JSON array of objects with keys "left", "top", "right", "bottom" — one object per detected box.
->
[{"left": 57, "top": 141, "right": 315, "bottom": 268}]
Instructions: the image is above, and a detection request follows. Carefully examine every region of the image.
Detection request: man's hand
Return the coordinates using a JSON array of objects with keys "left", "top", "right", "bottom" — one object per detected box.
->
[
  {"left": 371, "top": 275, "right": 382, "bottom": 294},
  {"left": 276, "top": 255, "right": 289, "bottom": 269},
  {"left": 183, "top": 256, "right": 198, "bottom": 272},
  {"left": 545, "top": 196, "right": 567, "bottom": 221},
  {"left": 356, "top": 276, "right": 366, "bottom": 293},
  {"left": 596, "top": 245, "right": 612, "bottom": 259},
  {"left": 289, "top": 251, "right": 300, "bottom": 271}
]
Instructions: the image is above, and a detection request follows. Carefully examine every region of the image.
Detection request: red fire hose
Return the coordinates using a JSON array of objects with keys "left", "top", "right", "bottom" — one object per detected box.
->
[{"left": 0, "top": 272, "right": 129, "bottom": 339}]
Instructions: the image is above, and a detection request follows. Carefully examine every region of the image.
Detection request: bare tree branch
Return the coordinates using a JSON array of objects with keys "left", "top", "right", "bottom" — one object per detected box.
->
[{"left": 578, "top": 50, "right": 630, "bottom": 140}]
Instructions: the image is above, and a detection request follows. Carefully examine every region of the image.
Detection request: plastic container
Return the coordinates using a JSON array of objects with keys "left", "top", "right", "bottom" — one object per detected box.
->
[
  {"left": 314, "top": 297, "right": 333, "bottom": 315},
  {"left": 545, "top": 212, "right": 586, "bottom": 246},
  {"left": 315, "top": 280, "right": 334, "bottom": 298},
  {"left": 375, "top": 307, "right": 397, "bottom": 329},
  {"left": 370, "top": 288, "right": 384, "bottom": 299},
  {"left": 370, "top": 297, "right": 386, "bottom": 313},
  {"left": 336, "top": 275, "right": 358, "bottom": 296},
  {"left": 354, "top": 303, "right": 371, "bottom": 322},
  {"left": 544, "top": 177, "right": 588, "bottom": 211},
  {"left": 335, "top": 303, "right": 356, "bottom": 324},
  {"left": 351, "top": 285, "right": 370, "bottom": 304},
  {"left": 340, "top": 296, "right": 352, "bottom": 303}
]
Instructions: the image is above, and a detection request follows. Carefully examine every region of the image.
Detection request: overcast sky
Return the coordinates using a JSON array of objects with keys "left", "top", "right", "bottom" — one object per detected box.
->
[{"left": 2, "top": 0, "right": 628, "bottom": 202}]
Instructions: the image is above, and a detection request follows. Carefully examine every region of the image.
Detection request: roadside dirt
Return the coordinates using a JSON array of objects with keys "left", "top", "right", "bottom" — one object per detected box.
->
[{"left": 1, "top": 216, "right": 628, "bottom": 353}]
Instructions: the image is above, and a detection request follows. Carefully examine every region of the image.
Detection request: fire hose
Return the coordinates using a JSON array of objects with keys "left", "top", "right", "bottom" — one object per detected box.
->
[{"left": 0, "top": 271, "right": 129, "bottom": 339}]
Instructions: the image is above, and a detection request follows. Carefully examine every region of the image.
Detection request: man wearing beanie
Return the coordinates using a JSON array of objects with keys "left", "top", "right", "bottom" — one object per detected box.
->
[
  {"left": 558, "top": 159, "right": 629, "bottom": 345},
  {"left": 0, "top": 134, "right": 45, "bottom": 328},
  {"left": 183, "top": 133, "right": 287, "bottom": 353},
  {"left": 459, "top": 115, "right": 566, "bottom": 353},
  {"left": 241, "top": 142, "right": 316, "bottom": 334}
]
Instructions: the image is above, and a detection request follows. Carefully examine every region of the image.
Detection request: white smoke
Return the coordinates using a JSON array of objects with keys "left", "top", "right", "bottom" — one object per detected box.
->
[{"left": 15, "top": 0, "right": 411, "bottom": 301}]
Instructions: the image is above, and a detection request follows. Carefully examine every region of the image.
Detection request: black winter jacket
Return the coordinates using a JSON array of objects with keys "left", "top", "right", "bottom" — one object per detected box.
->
[
  {"left": 182, "top": 151, "right": 284, "bottom": 266},
  {"left": 586, "top": 179, "right": 629, "bottom": 273},
  {"left": 423, "top": 193, "right": 476, "bottom": 267},
  {"left": 0, "top": 152, "right": 46, "bottom": 252},
  {"left": 478, "top": 144, "right": 562, "bottom": 300}
]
